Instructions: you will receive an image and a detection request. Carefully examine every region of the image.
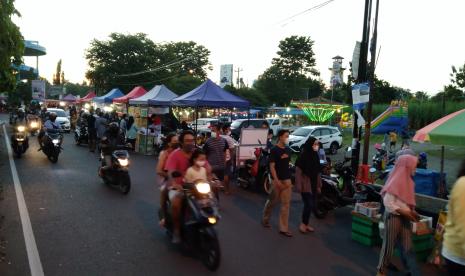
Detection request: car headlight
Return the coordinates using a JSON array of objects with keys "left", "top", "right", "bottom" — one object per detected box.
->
[
  {"left": 17, "top": 126, "right": 26, "bottom": 132},
  {"left": 118, "top": 158, "right": 129, "bottom": 167},
  {"left": 30, "top": 122, "right": 38, "bottom": 128},
  {"left": 52, "top": 139, "right": 60, "bottom": 144},
  {"left": 195, "top": 182, "right": 211, "bottom": 194}
]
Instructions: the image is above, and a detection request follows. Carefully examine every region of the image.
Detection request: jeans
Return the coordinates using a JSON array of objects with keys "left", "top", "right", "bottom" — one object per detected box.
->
[{"left": 301, "top": 192, "right": 314, "bottom": 225}]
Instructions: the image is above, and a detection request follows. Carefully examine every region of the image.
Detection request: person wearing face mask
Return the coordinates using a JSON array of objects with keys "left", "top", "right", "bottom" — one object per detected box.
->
[
  {"left": 376, "top": 154, "right": 420, "bottom": 276},
  {"left": 262, "top": 129, "right": 293, "bottom": 237},
  {"left": 203, "top": 123, "right": 229, "bottom": 186},
  {"left": 295, "top": 137, "right": 322, "bottom": 234},
  {"left": 184, "top": 149, "right": 208, "bottom": 183}
]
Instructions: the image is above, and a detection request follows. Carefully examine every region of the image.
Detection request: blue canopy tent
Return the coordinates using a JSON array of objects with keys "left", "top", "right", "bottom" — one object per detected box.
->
[
  {"left": 93, "top": 88, "right": 124, "bottom": 104},
  {"left": 172, "top": 79, "right": 250, "bottom": 108}
]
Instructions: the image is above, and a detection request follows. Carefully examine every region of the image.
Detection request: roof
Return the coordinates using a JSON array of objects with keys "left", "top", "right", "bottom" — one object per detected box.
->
[
  {"left": 78, "top": 91, "right": 96, "bottom": 103},
  {"left": 62, "top": 94, "right": 77, "bottom": 102},
  {"left": 113, "top": 86, "right": 147, "bottom": 104},
  {"left": 172, "top": 79, "right": 250, "bottom": 108},
  {"left": 93, "top": 88, "right": 124, "bottom": 104},
  {"left": 129, "top": 85, "right": 178, "bottom": 106}
]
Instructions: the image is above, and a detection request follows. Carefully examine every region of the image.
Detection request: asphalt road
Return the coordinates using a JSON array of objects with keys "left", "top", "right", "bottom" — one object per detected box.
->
[{"left": 0, "top": 115, "right": 443, "bottom": 276}]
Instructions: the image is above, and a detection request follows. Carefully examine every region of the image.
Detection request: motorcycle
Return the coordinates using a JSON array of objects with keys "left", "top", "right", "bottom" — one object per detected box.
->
[
  {"left": 28, "top": 116, "right": 41, "bottom": 136},
  {"left": 11, "top": 124, "right": 29, "bottom": 158},
  {"left": 74, "top": 124, "right": 88, "bottom": 145},
  {"left": 99, "top": 148, "right": 131, "bottom": 194},
  {"left": 372, "top": 144, "right": 395, "bottom": 171},
  {"left": 237, "top": 147, "right": 270, "bottom": 193},
  {"left": 159, "top": 174, "right": 221, "bottom": 271},
  {"left": 42, "top": 130, "right": 63, "bottom": 163}
]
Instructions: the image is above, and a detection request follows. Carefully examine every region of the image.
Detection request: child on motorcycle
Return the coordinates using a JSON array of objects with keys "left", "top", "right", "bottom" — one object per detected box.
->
[{"left": 184, "top": 149, "right": 208, "bottom": 183}]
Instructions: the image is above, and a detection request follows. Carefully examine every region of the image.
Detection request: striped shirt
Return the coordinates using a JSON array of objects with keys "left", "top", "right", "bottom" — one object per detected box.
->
[{"left": 203, "top": 137, "right": 228, "bottom": 171}]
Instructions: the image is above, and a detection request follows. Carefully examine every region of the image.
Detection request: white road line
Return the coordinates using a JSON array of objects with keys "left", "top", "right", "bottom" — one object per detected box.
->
[{"left": 3, "top": 125, "right": 44, "bottom": 276}]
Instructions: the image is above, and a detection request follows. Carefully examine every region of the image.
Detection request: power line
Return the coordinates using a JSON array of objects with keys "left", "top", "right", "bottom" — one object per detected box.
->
[
  {"left": 278, "top": 0, "right": 336, "bottom": 27},
  {"left": 110, "top": 72, "right": 187, "bottom": 86},
  {"left": 111, "top": 55, "right": 193, "bottom": 78}
]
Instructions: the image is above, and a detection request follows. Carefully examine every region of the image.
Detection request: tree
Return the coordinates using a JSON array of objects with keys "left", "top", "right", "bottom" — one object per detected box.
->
[
  {"left": 0, "top": 0, "right": 24, "bottom": 92},
  {"left": 160, "top": 41, "right": 211, "bottom": 79},
  {"left": 451, "top": 64, "right": 465, "bottom": 90},
  {"left": 64, "top": 82, "right": 92, "bottom": 97},
  {"left": 165, "top": 75, "right": 203, "bottom": 94},
  {"left": 53, "top": 59, "right": 62, "bottom": 85},
  {"left": 414, "top": 91, "right": 429, "bottom": 102},
  {"left": 433, "top": 85, "right": 465, "bottom": 102},
  {"left": 223, "top": 85, "right": 270, "bottom": 106},
  {"left": 272, "top": 36, "right": 319, "bottom": 78}
]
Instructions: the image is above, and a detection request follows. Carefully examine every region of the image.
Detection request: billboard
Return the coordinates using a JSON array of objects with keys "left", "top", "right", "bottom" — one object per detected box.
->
[
  {"left": 31, "top": 80, "right": 46, "bottom": 100},
  {"left": 219, "top": 64, "right": 233, "bottom": 88}
]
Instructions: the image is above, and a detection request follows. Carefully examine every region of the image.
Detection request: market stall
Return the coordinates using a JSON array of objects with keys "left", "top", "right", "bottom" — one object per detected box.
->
[
  {"left": 113, "top": 86, "right": 147, "bottom": 113},
  {"left": 78, "top": 91, "right": 96, "bottom": 104},
  {"left": 92, "top": 88, "right": 124, "bottom": 105},
  {"left": 61, "top": 94, "right": 78, "bottom": 104}
]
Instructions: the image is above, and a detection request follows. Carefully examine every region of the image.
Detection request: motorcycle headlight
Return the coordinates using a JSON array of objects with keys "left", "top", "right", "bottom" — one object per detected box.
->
[
  {"left": 30, "top": 122, "right": 38, "bottom": 128},
  {"left": 195, "top": 182, "right": 211, "bottom": 194},
  {"left": 118, "top": 158, "right": 129, "bottom": 167},
  {"left": 208, "top": 217, "right": 217, "bottom": 224},
  {"left": 17, "top": 126, "right": 26, "bottom": 132},
  {"left": 52, "top": 139, "right": 60, "bottom": 144}
]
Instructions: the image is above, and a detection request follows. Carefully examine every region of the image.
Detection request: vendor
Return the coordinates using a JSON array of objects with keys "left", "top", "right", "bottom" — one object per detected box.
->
[{"left": 148, "top": 114, "right": 162, "bottom": 137}]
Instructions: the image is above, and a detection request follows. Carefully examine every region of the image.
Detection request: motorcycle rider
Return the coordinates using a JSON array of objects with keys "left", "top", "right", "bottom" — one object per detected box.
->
[
  {"left": 99, "top": 122, "right": 127, "bottom": 175},
  {"left": 38, "top": 113, "right": 62, "bottom": 149}
]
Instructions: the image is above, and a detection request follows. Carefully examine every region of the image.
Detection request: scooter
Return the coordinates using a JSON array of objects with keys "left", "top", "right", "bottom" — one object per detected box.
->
[
  {"left": 237, "top": 147, "right": 270, "bottom": 193},
  {"left": 11, "top": 125, "right": 29, "bottom": 158},
  {"left": 372, "top": 144, "right": 395, "bottom": 171},
  {"left": 74, "top": 124, "right": 88, "bottom": 145},
  {"left": 28, "top": 117, "right": 41, "bottom": 136},
  {"left": 159, "top": 174, "right": 221, "bottom": 271},
  {"left": 42, "top": 130, "right": 63, "bottom": 163},
  {"left": 99, "top": 149, "right": 131, "bottom": 194}
]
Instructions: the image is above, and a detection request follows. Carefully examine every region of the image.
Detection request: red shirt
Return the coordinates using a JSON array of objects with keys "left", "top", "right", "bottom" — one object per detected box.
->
[{"left": 165, "top": 148, "right": 210, "bottom": 184}]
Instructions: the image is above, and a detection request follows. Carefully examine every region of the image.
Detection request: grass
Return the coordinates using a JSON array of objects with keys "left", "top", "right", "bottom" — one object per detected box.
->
[{"left": 424, "top": 146, "right": 465, "bottom": 160}]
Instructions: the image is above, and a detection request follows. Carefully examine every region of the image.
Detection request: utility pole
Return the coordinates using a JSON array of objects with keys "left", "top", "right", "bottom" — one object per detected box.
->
[
  {"left": 362, "top": 0, "right": 380, "bottom": 165},
  {"left": 235, "top": 67, "right": 243, "bottom": 88},
  {"left": 351, "top": 0, "right": 373, "bottom": 173}
]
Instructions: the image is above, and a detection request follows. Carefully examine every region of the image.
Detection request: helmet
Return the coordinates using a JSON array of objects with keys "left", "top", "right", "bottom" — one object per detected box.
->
[
  {"left": 419, "top": 152, "right": 427, "bottom": 160},
  {"left": 49, "top": 113, "right": 57, "bottom": 121},
  {"left": 108, "top": 122, "right": 119, "bottom": 136}
]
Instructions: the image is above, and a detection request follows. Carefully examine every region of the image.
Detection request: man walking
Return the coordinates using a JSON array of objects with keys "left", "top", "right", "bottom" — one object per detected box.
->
[
  {"left": 203, "top": 123, "right": 229, "bottom": 185},
  {"left": 262, "top": 129, "right": 293, "bottom": 237}
]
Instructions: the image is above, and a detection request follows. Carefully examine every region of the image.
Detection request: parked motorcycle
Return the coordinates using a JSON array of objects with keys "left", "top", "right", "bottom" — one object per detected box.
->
[
  {"left": 159, "top": 174, "right": 221, "bottom": 271},
  {"left": 74, "top": 125, "right": 88, "bottom": 145},
  {"left": 237, "top": 147, "right": 270, "bottom": 193},
  {"left": 11, "top": 125, "right": 29, "bottom": 158},
  {"left": 42, "top": 130, "right": 63, "bottom": 163},
  {"left": 372, "top": 144, "right": 395, "bottom": 171},
  {"left": 99, "top": 149, "right": 131, "bottom": 194}
]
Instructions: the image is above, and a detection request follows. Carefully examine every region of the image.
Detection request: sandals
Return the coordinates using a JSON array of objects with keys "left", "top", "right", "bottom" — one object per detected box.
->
[
  {"left": 262, "top": 221, "right": 271, "bottom": 228},
  {"left": 279, "top": 231, "right": 293, "bottom": 237}
]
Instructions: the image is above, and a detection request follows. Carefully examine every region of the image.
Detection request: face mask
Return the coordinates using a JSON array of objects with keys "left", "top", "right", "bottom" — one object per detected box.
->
[
  {"left": 211, "top": 132, "right": 217, "bottom": 138},
  {"left": 284, "top": 138, "right": 289, "bottom": 145},
  {"left": 170, "top": 143, "right": 179, "bottom": 149},
  {"left": 183, "top": 144, "right": 195, "bottom": 153},
  {"left": 196, "top": 160, "right": 206, "bottom": 167},
  {"left": 313, "top": 145, "right": 319, "bottom": 152}
]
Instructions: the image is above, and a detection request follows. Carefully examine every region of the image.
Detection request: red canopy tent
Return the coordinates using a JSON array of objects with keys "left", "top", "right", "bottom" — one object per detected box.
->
[
  {"left": 113, "top": 86, "right": 147, "bottom": 104},
  {"left": 78, "top": 91, "right": 96, "bottom": 103}
]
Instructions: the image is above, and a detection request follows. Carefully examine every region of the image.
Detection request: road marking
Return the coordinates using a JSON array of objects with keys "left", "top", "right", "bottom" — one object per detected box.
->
[{"left": 3, "top": 125, "right": 44, "bottom": 276}]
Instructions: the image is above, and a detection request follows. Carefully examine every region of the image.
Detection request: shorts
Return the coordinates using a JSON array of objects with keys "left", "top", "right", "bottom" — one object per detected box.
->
[
  {"left": 168, "top": 189, "right": 184, "bottom": 201},
  {"left": 212, "top": 169, "right": 225, "bottom": 181},
  {"left": 224, "top": 161, "right": 233, "bottom": 177}
]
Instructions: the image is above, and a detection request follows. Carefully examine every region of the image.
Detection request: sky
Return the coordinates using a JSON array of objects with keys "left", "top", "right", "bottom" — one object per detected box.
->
[{"left": 14, "top": 0, "right": 465, "bottom": 95}]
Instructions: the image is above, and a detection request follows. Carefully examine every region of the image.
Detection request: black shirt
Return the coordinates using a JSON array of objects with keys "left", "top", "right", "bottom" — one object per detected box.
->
[{"left": 270, "top": 145, "right": 292, "bottom": 180}]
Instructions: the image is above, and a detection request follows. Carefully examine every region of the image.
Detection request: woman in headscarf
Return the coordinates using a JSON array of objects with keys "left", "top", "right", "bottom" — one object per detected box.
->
[
  {"left": 295, "top": 136, "right": 322, "bottom": 234},
  {"left": 377, "top": 154, "right": 420, "bottom": 276}
]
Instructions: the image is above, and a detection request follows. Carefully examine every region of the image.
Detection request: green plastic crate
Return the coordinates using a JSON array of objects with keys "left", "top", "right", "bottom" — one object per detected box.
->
[
  {"left": 352, "top": 231, "right": 381, "bottom": 246},
  {"left": 352, "top": 214, "right": 378, "bottom": 226},
  {"left": 352, "top": 222, "right": 379, "bottom": 236}
]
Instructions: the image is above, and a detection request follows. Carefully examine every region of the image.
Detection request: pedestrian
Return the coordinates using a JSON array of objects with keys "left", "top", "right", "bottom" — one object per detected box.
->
[
  {"left": 376, "top": 155, "right": 420, "bottom": 276},
  {"left": 203, "top": 123, "right": 228, "bottom": 185},
  {"left": 317, "top": 141, "right": 326, "bottom": 161},
  {"left": 295, "top": 136, "right": 322, "bottom": 234},
  {"left": 87, "top": 108, "right": 97, "bottom": 152},
  {"left": 262, "top": 129, "right": 293, "bottom": 237},
  {"left": 95, "top": 111, "right": 109, "bottom": 151},
  {"left": 221, "top": 124, "right": 237, "bottom": 194},
  {"left": 119, "top": 113, "right": 127, "bottom": 138},
  {"left": 125, "top": 116, "right": 138, "bottom": 150},
  {"left": 383, "top": 131, "right": 390, "bottom": 151},
  {"left": 401, "top": 129, "right": 410, "bottom": 148},
  {"left": 389, "top": 130, "right": 397, "bottom": 151},
  {"left": 442, "top": 159, "right": 465, "bottom": 275}
]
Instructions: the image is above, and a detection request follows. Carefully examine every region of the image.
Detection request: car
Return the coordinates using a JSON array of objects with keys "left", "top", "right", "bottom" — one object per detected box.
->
[
  {"left": 288, "top": 125, "right": 343, "bottom": 154},
  {"left": 47, "top": 108, "right": 71, "bottom": 133},
  {"left": 189, "top": 118, "right": 219, "bottom": 132},
  {"left": 230, "top": 118, "right": 268, "bottom": 140}
]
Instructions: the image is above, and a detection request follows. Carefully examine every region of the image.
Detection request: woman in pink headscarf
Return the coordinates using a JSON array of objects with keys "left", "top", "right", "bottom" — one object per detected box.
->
[{"left": 377, "top": 155, "right": 420, "bottom": 276}]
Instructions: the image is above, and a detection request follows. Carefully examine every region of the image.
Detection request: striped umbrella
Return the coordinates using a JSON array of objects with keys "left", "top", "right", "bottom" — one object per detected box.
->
[{"left": 413, "top": 109, "right": 465, "bottom": 146}]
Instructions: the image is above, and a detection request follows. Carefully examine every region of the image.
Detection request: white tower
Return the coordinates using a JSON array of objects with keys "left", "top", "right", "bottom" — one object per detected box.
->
[{"left": 329, "top": 56, "right": 346, "bottom": 88}]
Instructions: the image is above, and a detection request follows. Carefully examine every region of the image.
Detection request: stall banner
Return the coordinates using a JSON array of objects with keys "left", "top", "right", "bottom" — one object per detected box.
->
[
  {"left": 140, "top": 108, "right": 148, "bottom": 118},
  {"left": 31, "top": 80, "right": 46, "bottom": 99},
  {"left": 352, "top": 82, "right": 370, "bottom": 111},
  {"left": 148, "top": 107, "right": 169, "bottom": 115}
]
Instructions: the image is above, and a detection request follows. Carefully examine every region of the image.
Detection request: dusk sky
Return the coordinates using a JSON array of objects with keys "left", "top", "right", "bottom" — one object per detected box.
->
[{"left": 15, "top": 0, "right": 465, "bottom": 95}]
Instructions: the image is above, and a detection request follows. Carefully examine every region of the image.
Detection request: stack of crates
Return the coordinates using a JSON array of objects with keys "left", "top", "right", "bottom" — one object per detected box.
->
[
  {"left": 395, "top": 233, "right": 434, "bottom": 262},
  {"left": 351, "top": 211, "right": 382, "bottom": 246}
]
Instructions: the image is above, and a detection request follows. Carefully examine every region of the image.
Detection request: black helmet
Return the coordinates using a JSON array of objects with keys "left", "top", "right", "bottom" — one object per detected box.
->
[
  {"left": 108, "top": 122, "right": 119, "bottom": 136},
  {"left": 49, "top": 113, "right": 57, "bottom": 121}
]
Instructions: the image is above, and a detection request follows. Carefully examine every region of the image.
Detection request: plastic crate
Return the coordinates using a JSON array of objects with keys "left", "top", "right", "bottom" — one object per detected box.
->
[
  {"left": 351, "top": 231, "right": 381, "bottom": 246},
  {"left": 354, "top": 202, "right": 380, "bottom": 218},
  {"left": 393, "top": 234, "right": 433, "bottom": 262}
]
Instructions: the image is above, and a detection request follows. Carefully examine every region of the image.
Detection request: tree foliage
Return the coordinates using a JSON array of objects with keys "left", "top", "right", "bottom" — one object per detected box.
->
[
  {"left": 272, "top": 36, "right": 319, "bottom": 78},
  {"left": 85, "top": 33, "right": 211, "bottom": 94},
  {"left": 451, "top": 64, "right": 465, "bottom": 90},
  {"left": 0, "top": 0, "right": 24, "bottom": 92},
  {"left": 223, "top": 85, "right": 270, "bottom": 106},
  {"left": 53, "top": 59, "right": 62, "bottom": 85}
]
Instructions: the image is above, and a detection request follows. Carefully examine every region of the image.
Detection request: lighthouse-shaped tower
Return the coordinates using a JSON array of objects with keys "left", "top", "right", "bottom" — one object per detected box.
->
[{"left": 329, "top": 55, "right": 346, "bottom": 88}]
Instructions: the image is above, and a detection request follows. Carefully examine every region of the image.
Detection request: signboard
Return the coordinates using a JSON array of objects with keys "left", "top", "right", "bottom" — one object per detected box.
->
[
  {"left": 352, "top": 82, "right": 370, "bottom": 110},
  {"left": 219, "top": 64, "right": 233, "bottom": 88},
  {"left": 351, "top": 41, "right": 361, "bottom": 80},
  {"left": 48, "top": 85, "right": 65, "bottom": 96},
  {"left": 31, "top": 80, "right": 46, "bottom": 100}
]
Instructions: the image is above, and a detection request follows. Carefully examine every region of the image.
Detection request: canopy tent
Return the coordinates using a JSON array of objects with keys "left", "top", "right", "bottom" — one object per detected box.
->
[
  {"left": 413, "top": 109, "right": 465, "bottom": 146},
  {"left": 129, "top": 85, "right": 177, "bottom": 105},
  {"left": 147, "top": 85, "right": 178, "bottom": 106},
  {"left": 172, "top": 79, "right": 250, "bottom": 108},
  {"left": 113, "top": 86, "right": 147, "bottom": 104},
  {"left": 92, "top": 88, "right": 124, "bottom": 104},
  {"left": 78, "top": 91, "right": 96, "bottom": 103},
  {"left": 61, "top": 94, "right": 77, "bottom": 102}
]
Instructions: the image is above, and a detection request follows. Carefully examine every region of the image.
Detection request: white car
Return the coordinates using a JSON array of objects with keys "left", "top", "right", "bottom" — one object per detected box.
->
[
  {"left": 47, "top": 108, "right": 71, "bottom": 132},
  {"left": 189, "top": 118, "right": 218, "bottom": 132},
  {"left": 288, "top": 125, "right": 343, "bottom": 154}
]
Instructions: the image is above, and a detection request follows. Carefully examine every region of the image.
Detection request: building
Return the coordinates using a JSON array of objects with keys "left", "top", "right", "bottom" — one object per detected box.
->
[{"left": 329, "top": 55, "right": 345, "bottom": 88}]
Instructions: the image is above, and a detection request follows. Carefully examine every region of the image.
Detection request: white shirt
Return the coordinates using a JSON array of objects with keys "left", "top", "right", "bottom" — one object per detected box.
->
[
  {"left": 383, "top": 192, "right": 410, "bottom": 215},
  {"left": 184, "top": 166, "right": 207, "bottom": 183},
  {"left": 220, "top": 134, "right": 237, "bottom": 149}
]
